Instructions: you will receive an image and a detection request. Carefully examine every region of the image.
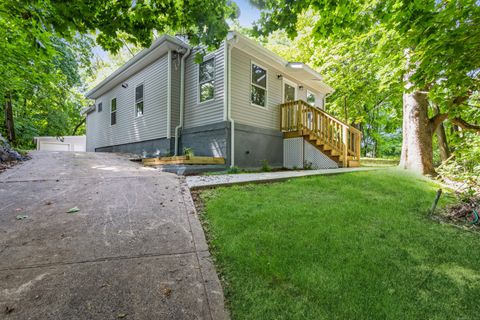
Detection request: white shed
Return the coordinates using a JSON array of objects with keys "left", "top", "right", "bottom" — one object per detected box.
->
[{"left": 34, "top": 136, "right": 86, "bottom": 152}]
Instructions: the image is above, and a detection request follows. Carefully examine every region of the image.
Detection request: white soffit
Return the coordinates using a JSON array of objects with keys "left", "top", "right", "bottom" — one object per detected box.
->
[
  {"left": 86, "top": 35, "right": 189, "bottom": 99},
  {"left": 229, "top": 31, "right": 334, "bottom": 94}
]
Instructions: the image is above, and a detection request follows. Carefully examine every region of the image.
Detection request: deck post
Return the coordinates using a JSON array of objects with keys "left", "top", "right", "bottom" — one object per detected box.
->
[{"left": 342, "top": 126, "right": 348, "bottom": 167}]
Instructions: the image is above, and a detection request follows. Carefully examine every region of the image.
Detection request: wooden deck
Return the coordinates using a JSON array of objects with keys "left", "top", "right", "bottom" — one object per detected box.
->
[
  {"left": 142, "top": 155, "right": 225, "bottom": 166},
  {"left": 280, "top": 100, "right": 362, "bottom": 167}
]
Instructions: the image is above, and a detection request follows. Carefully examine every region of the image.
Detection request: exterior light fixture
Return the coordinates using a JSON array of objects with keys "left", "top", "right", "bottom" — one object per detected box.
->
[
  {"left": 122, "top": 83, "right": 129, "bottom": 88},
  {"left": 286, "top": 62, "right": 304, "bottom": 69},
  {"left": 277, "top": 74, "right": 283, "bottom": 80},
  {"left": 299, "top": 85, "right": 304, "bottom": 90}
]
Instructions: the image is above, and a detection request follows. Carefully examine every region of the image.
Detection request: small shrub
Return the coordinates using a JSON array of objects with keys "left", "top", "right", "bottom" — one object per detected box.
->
[
  {"left": 183, "top": 147, "right": 194, "bottom": 158},
  {"left": 261, "top": 160, "right": 271, "bottom": 172},
  {"left": 304, "top": 161, "right": 313, "bottom": 170},
  {"left": 228, "top": 166, "right": 240, "bottom": 174}
]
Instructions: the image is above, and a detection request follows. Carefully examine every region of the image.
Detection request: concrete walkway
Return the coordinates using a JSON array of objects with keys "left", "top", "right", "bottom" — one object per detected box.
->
[
  {"left": 0, "top": 151, "right": 226, "bottom": 320},
  {"left": 187, "top": 167, "right": 380, "bottom": 189}
]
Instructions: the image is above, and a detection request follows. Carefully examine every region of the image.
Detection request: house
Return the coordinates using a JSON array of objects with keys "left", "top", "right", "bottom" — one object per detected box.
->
[{"left": 84, "top": 31, "right": 361, "bottom": 169}]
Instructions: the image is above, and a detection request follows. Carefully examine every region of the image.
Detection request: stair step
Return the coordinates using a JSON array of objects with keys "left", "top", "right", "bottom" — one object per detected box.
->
[
  {"left": 331, "top": 150, "right": 340, "bottom": 156},
  {"left": 348, "top": 160, "right": 360, "bottom": 167}
]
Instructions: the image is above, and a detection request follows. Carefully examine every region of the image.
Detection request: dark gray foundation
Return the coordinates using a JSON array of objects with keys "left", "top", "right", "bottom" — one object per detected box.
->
[
  {"left": 233, "top": 123, "right": 283, "bottom": 168},
  {"left": 96, "top": 138, "right": 174, "bottom": 157},
  {"left": 180, "top": 121, "right": 229, "bottom": 160},
  {"left": 95, "top": 121, "right": 284, "bottom": 169}
]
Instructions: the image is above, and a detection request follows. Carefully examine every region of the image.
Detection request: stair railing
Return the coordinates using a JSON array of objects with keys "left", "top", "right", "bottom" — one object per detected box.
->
[{"left": 280, "top": 100, "right": 362, "bottom": 165}]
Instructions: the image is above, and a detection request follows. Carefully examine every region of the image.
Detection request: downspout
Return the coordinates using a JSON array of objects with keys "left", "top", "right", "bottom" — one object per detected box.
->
[
  {"left": 166, "top": 50, "right": 172, "bottom": 139},
  {"left": 225, "top": 33, "right": 237, "bottom": 167},
  {"left": 174, "top": 47, "right": 192, "bottom": 155}
]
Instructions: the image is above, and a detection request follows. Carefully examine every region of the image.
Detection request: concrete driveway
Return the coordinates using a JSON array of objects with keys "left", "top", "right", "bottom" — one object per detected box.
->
[{"left": 0, "top": 151, "right": 226, "bottom": 319}]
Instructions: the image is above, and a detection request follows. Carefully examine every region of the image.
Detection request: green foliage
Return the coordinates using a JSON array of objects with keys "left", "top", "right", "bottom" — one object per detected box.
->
[
  {"left": 227, "top": 166, "right": 241, "bottom": 174},
  {"left": 437, "top": 132, "right": 480, "bottom": 187},
  {"left": 183, "top": 147, "right": 195, "bottom": 157},
  {"left": 253, "top": 0, "right": 480, "bottom": 167},
  {"left": 259, "top": 13, "right": 403, "bottom": 158},
  {"left": 2, "top": 0, "right": 238, "bottom": 53},
  {"left": 0, "top": 2, "right": 94, "bottom": 148},
  {"left": 1, "top": 0, "right": 238, "bottom": 147},
  {"left": 260, "top": 159, "right": 271, "bottom": 172},
  {"left": 303, "top": 160, "right": 313, "bottom": 170}
]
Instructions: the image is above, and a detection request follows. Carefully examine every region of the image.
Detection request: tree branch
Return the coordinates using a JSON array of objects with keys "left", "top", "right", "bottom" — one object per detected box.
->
[
  {"left": 451, "top": 117, "right": 480, "bottom": 132},
  {"left": 72, "top": 117, "right": 86, "bottom": 135},
  {"left": 429, "top": 113, "right": 449, "bottom": 131}
]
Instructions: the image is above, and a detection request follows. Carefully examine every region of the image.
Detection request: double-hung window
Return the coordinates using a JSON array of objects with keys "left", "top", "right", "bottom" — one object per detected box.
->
[
  {"left": 135, "top": 84, "right": 144, "bottom": 117},
  {"left": 199, "top": 58, "right": 215, "bottom": 103},
  {"left": 97, "top": 102, "right": 103, "bottom": 112},
  {"left": 307, "top": 90, "right": 316, "bottom": 106},
  {"left": 111, "top": 98, "right": 117, "bottom": 125},
  {"left": 251, "top": 63, "right": 267, "bottom": 107}
]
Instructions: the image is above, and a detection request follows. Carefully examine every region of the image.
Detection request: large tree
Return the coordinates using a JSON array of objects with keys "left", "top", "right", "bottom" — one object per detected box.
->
[
  {"left": 252, "top": 0, "right": 480, "bottom": 174},
  {"left": 1, "top": 0, "right": 237, "bottom": 145}
]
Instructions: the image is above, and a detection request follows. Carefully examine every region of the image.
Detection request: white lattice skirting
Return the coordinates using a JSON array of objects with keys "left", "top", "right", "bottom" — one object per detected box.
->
[{"left": 283, "top": 137, "right": 338, "bottom": 169}]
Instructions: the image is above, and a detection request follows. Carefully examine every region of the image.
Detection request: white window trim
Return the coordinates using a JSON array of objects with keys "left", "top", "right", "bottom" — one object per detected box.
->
[
  {"left": 110, "top": 97, "right": 117, "bottom": 126},
  {"left": 250, "top": 61, "right": 268, "bottom": 109},
  {"left": 197, "top": 56, "right": 216, "bottom": 105},
  {"left": 282, "top": 78, "right": 297, "bottom": 103},
  {"left": 134, "top": 83, "right": 144, "bottom": 118},
  {"left": 306, "top": 89, "right": 316, "bottom": 106}
]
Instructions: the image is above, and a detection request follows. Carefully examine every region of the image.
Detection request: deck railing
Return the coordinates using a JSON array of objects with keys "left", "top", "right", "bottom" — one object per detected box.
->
[{"left": 280, "top": 100, "right": 362, "bottom": 164}]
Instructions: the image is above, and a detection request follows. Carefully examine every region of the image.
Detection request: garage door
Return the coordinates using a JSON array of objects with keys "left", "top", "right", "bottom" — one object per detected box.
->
[{"left": 39, "top": 142, "right": 70, "bottom": 151}]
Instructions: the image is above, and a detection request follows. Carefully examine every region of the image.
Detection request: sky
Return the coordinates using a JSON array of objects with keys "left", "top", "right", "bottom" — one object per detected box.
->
[{"left": 235, "top": 0, "right": 261, "bottom": 27}]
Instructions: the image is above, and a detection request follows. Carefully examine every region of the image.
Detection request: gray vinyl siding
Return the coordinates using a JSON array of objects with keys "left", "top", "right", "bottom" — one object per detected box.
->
[
  {"left": 86, "top": 55, "right": 169, "bottom": 150},
  {"left": 230, "top": 47, "right": 324, "bottom": 130},
  {"left": 184, "top": 43, "right": 225, "bottom": 129}
]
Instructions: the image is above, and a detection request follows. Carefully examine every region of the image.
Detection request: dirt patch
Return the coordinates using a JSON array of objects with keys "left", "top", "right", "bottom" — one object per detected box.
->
[{"left": 444, "top": 196, "right": 480, "bottom": 224}]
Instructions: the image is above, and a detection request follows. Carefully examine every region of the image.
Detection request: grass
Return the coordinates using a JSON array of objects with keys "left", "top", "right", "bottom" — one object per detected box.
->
[{"left": 200, "top": 169, "right": 480, "bottom": 319}]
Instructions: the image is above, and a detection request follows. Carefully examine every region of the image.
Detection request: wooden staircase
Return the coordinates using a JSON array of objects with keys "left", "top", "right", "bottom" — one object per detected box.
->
[{"left": 280, "top": 100, "right": 362, "bottom": 167}]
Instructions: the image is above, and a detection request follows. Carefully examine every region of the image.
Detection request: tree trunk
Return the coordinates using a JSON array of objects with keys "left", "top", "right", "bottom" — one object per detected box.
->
[
  {"left": 433, "top": 105, "right": 450, "bottom": 162},
  {"left": 4, "top": 93, "right": 15, "bottom": 143},
  {"left": 72, "top": 117, "right": 86, "bottom": 135},
  {"left": 399, "top": 90, "right": 435, "bottom": 175}
]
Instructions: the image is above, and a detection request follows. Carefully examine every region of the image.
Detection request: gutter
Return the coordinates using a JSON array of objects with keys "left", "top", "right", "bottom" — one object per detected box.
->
[
  {"left": 225, "top": 33, "right": 238, "bottom": 168},
  {"left": 167, "top": 50, "right": 172, "bottom": 139},
  {"left": 86, "top": 35, "right": 188, "bottom": 99},
  {"left": 174, "top": 47, "right": 192, "bottom": 155}
]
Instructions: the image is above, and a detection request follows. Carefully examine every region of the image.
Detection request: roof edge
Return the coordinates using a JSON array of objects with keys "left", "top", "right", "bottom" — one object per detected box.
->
[{"left": 86, "top": 35, "right": 189, "bottom": 99}]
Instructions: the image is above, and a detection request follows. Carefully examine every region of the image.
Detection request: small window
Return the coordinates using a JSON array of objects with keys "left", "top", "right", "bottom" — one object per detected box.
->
[
  {"left": 199, "top": 58, "right": 215, "bottom": 102},
  {"left": 97, "top": 102, "right": 103, "bottom": 112},
  {"left": 111, "top": 98, "right": 117, "bottom": 125},
  {"left": 307, "top": 90, "right": 316, "bottom": 106},
  {"left": 251, "top": 63, "right": 267, "bottom": 107},
  {"left": 135, "top": 84, "right": 144, "bottom": 117}
]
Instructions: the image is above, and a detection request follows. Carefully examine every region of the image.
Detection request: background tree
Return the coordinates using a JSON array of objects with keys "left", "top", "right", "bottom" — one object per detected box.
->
[
  {"left": 256, "top": 13, "right": 403, "bottom": 158},
  {"left": 1, "top": 0, "right": 237, "bottom": 147},
  {"left": 251, "top": 0, "right": 480, "bottom": 174}
]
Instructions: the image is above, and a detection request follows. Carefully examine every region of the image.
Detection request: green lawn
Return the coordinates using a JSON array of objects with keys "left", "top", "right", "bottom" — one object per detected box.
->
[{"left": 200, "top": 169, "right": 480, "bottom": 319}]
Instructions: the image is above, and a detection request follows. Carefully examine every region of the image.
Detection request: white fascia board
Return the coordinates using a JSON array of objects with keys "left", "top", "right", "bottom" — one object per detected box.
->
[
  {"left": 86, "top": 35, "right": 189, "bottom": 99},
  {"left": 228, "top": 31, "right": 334, "bottom": 94}
]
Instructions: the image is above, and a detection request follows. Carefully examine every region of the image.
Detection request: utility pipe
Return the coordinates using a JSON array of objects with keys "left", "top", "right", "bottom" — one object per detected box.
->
[
  {"left": 166, "top": 50, "right": 172, "bottom": 139},
  {"left": 174, "top": 47, "right": 192, "bottom": 155},
  {"left": 225, "top": 33, "right": 238, "bottom": 167}
]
